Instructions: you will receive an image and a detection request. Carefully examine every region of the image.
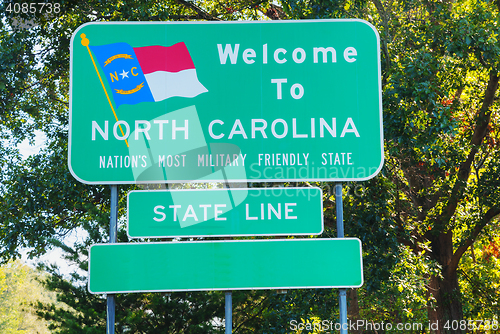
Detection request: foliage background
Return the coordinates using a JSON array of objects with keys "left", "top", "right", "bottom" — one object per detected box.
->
[{"left": 1, "top": 0, "right": 500, "bottom": 332}]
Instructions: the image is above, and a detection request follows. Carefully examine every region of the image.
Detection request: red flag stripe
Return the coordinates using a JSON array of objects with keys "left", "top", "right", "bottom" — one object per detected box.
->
[{"left": 134, "top": 42, "right": 195, "bottom": 74}]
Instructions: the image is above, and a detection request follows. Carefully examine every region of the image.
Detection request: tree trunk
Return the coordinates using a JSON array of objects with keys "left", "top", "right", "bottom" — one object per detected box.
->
[
  {"left": 427, "top": 232, "right": 464, "bottom": 333},
  {"left": 347, "top": 288, "right": 360, "bottom": 333}
]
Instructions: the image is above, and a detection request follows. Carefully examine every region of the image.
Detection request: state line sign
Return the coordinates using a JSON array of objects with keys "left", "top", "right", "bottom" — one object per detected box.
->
[
  {"left": 127, "top": 187, "right": 323, "bottom": 238},
  {"left": 69, "top": 20, "right": 383, "bottom": 184}
]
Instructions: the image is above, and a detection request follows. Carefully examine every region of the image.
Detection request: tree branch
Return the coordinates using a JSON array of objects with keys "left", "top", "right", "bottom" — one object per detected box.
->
[
  {"left": 264, "top": 3, "right": 286, "bottom": 20},
  {"left": 448, "top": 206, "right": 500, "bottom": 274},
  {"left": 371, "top": 0, "right": 391, "bottom": 74},
  {"left": 233, "top": 296, "right": 269, "bottom": 332},
  {"left": 174, "top": 0, "right": 221, "bottom": 21},
  {"left": 439, "top": 72, "right": 499, "bottom": 227}
]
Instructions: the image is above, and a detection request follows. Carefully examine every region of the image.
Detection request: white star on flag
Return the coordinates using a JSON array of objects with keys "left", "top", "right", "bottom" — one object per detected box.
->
[{"left": 120, "top": 69, "right": 129, "bottom": 79}]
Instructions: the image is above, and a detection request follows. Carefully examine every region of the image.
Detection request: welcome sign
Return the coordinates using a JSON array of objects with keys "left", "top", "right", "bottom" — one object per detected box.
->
[{"left": 69, "top": 20, "right": 383, "bottom": 184}]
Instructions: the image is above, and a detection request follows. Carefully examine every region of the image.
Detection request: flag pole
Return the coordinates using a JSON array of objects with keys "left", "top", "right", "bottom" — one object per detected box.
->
[{"left": 80, "top": 33, "right": 129, "bottom": 148}]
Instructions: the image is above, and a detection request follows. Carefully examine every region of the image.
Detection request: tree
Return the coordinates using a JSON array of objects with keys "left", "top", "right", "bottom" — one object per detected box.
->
[
  {"left": 459, "top": 226, "right": 500, "bottom": 320},
  {"left": 0, "top": 260, "right": 57, "bottom": 333},
  {"left": 375, "top": 0, "right": 500, "bottom": 327}
]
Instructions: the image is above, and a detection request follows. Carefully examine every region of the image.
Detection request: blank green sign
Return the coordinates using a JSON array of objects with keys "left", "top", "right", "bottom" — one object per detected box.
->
[
  {"left": 89, "top": 238, "right": 363, "bottom": 294},
  {"left": 127, "top": 187, "right": 323, "bottom": 238}
]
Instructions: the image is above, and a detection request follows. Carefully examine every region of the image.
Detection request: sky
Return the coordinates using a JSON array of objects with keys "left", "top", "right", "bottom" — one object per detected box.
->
[
  {"left": 22, "top": 228, "right": 88, "bottom": 279},
  {"left": 16, "top": 129, "right": 46, "bottom": 159}
]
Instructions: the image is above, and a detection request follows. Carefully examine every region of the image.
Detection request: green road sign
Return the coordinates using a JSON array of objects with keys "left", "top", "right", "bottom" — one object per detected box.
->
[
  {"left": 89, "top": 238, "right": 363, "bottom": 293},
  {"left": 70, "top": 20, "right": 382, "bottom": 184},
  {"left": 127, "top": 187, "right": 323, "bottom": 238}
]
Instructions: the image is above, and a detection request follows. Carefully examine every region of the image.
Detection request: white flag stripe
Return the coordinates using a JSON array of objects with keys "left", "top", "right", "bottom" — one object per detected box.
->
[{"left": 144, "top": 69, "right": 208, "bottom": 102}]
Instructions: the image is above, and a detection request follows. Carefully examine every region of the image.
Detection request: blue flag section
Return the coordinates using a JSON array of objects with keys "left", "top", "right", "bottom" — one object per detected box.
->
[{"left": 89, "top": 42, "right": 154, "bottom": 108}]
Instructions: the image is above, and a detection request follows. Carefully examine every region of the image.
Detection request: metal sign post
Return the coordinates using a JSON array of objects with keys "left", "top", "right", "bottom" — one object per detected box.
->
[
  {"left": 107, "top": 185, "right": 118, "bottom": 334},
  {"left": 225, "top": 291, "right": 232, "bottom": 333},
  {"left": 224, "top": 181, "right": 233, "bottom": 334},
  {"left": 335, "top": 182, "right": 348, "bottom": 332}
]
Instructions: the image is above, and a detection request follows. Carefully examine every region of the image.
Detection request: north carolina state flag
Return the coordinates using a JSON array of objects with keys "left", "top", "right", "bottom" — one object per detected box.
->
[
  {"left": 89, "top": 42, "right": 208, "bottom": 108},
  {"left": 134, "top": 42, "right": 208, "bottom": 102}
]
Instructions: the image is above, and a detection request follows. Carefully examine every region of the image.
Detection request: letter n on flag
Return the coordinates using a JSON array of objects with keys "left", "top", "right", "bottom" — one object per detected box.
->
[{"left": 89, "top": 42, "right": 208, "bottom": 108}]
